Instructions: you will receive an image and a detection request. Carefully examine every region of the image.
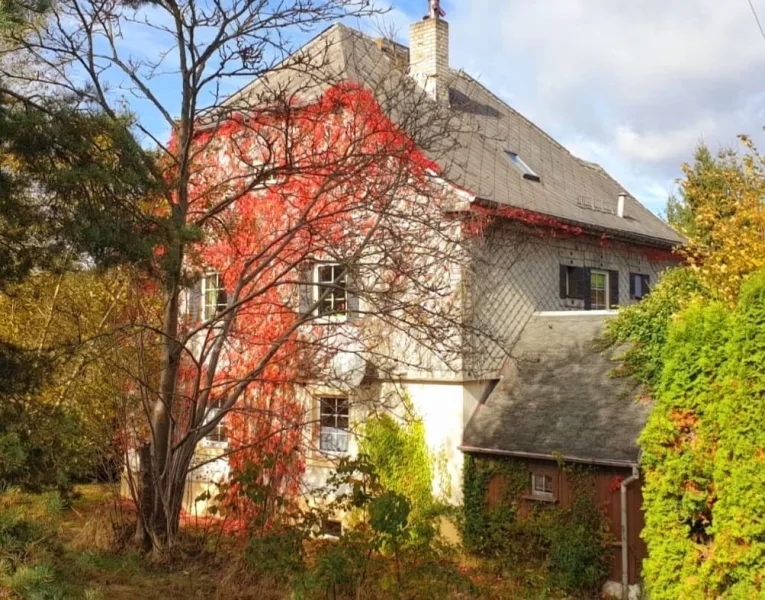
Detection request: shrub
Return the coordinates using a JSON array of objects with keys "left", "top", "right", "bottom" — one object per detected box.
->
[
  {"left": 604, "top": 266, "right": 705, "bottom": 391},
  {"left": 641, "top": 272, "right": 765, "bottom": 598},
  {"left": 0, "top": 491, "right": 65, "bottom": 599}
]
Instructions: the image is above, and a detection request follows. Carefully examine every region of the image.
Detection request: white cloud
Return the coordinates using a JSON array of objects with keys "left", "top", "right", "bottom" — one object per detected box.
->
[{"left": 433, "top": 0, "right": 765, "bottom": 213}]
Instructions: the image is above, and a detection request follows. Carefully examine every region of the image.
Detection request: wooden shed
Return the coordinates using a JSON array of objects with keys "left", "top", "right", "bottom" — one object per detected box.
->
[{"left": 461, "top": 312, "right": 651, "bottom": 595}]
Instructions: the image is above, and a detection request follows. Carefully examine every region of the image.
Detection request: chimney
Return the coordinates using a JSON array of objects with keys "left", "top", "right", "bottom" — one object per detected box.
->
[
  {"left": 617, "top": 193, "right": 627, "bottom": 218},
  {"left": 409, "top": 1, "right": 450, "bottom": 104}
]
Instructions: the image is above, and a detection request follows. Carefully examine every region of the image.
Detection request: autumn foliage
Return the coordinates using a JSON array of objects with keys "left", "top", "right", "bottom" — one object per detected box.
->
[{"left": 157, "top": 83, "right": 451, "bottom": 523}]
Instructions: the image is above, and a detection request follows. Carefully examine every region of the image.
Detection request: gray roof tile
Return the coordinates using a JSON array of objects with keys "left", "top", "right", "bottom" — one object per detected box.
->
[{"left": 461, "top": 313, "right": 651, "bottom": 465}]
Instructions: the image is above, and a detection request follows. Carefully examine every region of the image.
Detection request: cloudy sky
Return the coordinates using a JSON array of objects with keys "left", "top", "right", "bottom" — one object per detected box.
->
[{"left": 380, "top": 0, "right": 765, "bottom": 215}]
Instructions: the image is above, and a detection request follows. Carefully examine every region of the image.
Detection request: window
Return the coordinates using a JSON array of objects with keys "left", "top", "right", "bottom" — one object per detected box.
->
[
  {"left": 630, "top": 273, "right": 651, "bottom": 300},
  {"left": 202, "top": 272, "right": 227, "bottom": 321},
  {"left": 590, "top": 270, "right": 609, "bottom": 310},
  {"left": 531, "top": 473, "right": 554, "bottom": 499},
  {"left": 204, "top": 399, "right": 227, "bottom": 443},
  {"left": 504, "top": 151, "right": 540, "bottom": 182},
  {"left": 321, "top": 520, "right": 343, "bottom": 538},
  {"left": 319, "top": 397, "right": 349, "bottom": 453},
  {"left": 316, "top": 264, "right": 348, "bottom": 317}
]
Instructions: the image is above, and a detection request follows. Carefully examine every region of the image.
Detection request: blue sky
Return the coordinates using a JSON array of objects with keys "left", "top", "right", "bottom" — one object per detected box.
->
[
  {"left": 380, "top": 0, "right": 765, "bottom": 216},
  {"left": 113, "top": 0, "right": 765, "bottom": 217}
]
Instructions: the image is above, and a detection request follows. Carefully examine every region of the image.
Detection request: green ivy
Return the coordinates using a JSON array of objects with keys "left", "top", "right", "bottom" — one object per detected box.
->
[
  {"left": 461, "top": 455, "right": 613, "bottom": 595},
  {"left": 359, "top": 401, "right": 438, "bottom": 543}
]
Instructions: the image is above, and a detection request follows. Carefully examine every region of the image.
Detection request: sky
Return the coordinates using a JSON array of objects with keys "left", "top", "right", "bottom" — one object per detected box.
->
[{"left": 379, "top": 0, "right": 765, "bottom": 216}]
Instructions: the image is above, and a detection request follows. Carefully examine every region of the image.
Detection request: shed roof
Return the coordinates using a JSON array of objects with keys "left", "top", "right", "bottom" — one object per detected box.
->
[{"left": 461, "top": 313, "right": 650, "bottom": 466}]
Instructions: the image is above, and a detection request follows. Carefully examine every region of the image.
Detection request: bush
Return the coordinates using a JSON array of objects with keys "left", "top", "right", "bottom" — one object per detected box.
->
[
  {"left": 641, "top": 272, "right": 765, "bottom": 598},
  {"left": 604, "top": 267, "right": 705, "bottom": 391},
  {"left": 0, "top": 491, "right": 66, "bottom": 599}
]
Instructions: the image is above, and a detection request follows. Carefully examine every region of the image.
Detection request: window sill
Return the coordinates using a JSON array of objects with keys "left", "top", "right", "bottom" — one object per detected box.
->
[{"left": 521, "top": 493, "right": 557, "bottom": 504}]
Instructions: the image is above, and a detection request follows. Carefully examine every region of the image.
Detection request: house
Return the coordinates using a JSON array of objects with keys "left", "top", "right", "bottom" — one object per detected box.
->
[{"left": 175, "top": 4, "right": 682, "bottom": 596}]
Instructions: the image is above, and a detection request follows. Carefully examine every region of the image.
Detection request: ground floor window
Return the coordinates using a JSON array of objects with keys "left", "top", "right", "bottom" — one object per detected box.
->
[
  {"left": 590, "top": 270, "right": 609, "bottom": 310},
  {"left": 319, "top": 397, "right": 349, "bottom": 453}
]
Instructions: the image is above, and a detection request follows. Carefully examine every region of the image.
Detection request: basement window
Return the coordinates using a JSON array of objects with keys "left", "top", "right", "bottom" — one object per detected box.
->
[{"left": 504, "top": 151, "right": 540, "bottom": 182}]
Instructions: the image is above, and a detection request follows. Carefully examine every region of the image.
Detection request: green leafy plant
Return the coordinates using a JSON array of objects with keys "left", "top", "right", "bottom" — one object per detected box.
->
[
  {"left": 640, "top": 272, "right": 765, "bottom": 599},
  {"left": 461, "top": 456, "right": 613, "bottom": 596}
]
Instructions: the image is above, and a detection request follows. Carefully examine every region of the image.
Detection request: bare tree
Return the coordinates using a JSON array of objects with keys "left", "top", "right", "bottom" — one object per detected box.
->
[{"left": 0, "top": 0, "right": 510, "bottom": 550}]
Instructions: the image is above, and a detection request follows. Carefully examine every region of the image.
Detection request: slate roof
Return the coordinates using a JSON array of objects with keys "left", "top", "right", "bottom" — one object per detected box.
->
[
  {"left": 461, "top": 313, "right": 650, "bottom": 466},
  {"left": 226, "top": 24, "right": 682, "bottom": 248}
]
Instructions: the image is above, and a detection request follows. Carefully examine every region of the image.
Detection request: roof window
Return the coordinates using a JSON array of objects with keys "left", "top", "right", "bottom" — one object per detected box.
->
[{"left": 504, "top": 151, "right": 540, "bottom": 182}]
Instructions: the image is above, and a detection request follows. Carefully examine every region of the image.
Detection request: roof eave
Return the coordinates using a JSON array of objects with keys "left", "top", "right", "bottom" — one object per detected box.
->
[
  {"left": 473, "top": 197, "right": 683, "bottom": 251},
  {"left": 458, "top": 444, "right": 639, "bottom": 469}
]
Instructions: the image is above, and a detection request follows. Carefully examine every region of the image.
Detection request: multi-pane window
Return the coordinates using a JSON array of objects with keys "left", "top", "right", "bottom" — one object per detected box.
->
[
  {"left": 205, "top": 399, "right": 227, "bottom": 443},
  {"left": 531, "top": 473, "right": 554, "bottom": 499},
  {"left": 202, "top": 272, "right": 227, "bottom": 321},
  {"left": 319, "top": 397, "right": 349, "bottom": 453},
  {"left": 316, "top": 264, "right": 348, "bottom": 317},
  {"left": 590, "top": 270, "right": 609, "bottom": 310}
]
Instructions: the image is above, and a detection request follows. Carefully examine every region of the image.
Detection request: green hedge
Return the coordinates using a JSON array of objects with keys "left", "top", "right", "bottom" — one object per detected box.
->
[{"left": 641, "top": 272, "right": 765, "bottom": 598}]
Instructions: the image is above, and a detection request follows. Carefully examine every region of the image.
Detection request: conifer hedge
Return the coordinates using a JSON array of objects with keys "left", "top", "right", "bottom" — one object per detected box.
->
[{"left": 641, "top": 273, "right": 765, "bottom": 598}]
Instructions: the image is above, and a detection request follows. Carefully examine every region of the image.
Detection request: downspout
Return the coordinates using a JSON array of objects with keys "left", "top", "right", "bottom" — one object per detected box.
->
[{"left": 620, "top": 465, "right": 640, "bottom": 600}]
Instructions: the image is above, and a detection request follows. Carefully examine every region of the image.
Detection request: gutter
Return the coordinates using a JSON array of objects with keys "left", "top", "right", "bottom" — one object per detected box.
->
[
  {"left": 458, "top": 445, "right": 639, "bottom": 469},
  {"left": 620, "top": 465, "right": 640, "bottom": 600}
]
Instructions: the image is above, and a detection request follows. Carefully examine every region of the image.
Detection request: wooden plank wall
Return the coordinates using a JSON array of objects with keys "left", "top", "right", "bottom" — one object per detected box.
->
[{"left": 483, "top": 458, "right": 646, "bottom": 584}]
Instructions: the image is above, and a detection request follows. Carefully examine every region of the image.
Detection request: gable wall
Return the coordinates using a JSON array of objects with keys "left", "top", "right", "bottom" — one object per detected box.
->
[{"left": 465, "top": 220, "right": 678, "bottom": 377}]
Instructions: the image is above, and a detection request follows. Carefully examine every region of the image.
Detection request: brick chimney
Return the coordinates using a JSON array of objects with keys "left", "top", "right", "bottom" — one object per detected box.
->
[{"left": 409, "top": 1, "right": 450, "bottom": 104}]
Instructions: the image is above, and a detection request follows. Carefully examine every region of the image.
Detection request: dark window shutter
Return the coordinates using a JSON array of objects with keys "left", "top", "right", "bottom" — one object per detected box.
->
[
  {"left": 559, "top": 265, "right": 568, "bottom": 299},
  {"left": 298, "top": 262, "right": 315, "bottom": 316},
  {"left": 582, "top": 267, "right": 592, "bottom": 310},
  {"left": 609, "top": 270, "right": 619, "bottom": 308},
  {"left": 629, "top": 272, "right": 637, "bottom": 298},
  {"left": 188, "top": 279, "right": 202, "bottom": 321}
]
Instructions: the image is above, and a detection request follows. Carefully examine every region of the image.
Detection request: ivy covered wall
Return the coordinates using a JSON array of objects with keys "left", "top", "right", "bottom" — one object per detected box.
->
[{"left": 461, "top": 454, "right": 619, "bottom": 595}]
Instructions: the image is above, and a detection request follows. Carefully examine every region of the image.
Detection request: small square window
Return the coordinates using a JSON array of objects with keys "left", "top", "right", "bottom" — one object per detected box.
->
[
  {"left": 531, "top": 473, "right": 554, "bottom": 499},
  {"left": 202, "top": 272, "right": 227, "bottom": 321},
  {"left": 316, "top": 264, "right": 348, "bottom": 317},
  {"left": 321, "top": 520, "right": 343, "bottom": 538},
  {"left": 319, "top": 397, "right": 349, "bottom": 453},
  {"left": 504, "top": 151, "right": 540, "bottom": 182}
]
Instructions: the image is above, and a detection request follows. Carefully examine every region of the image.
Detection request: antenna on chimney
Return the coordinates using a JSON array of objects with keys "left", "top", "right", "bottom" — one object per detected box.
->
[{"left": 427, "top": 0, "right": 446, "bottom": 19}]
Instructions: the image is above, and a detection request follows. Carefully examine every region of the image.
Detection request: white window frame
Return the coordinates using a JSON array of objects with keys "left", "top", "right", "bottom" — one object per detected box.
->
[
  {"left": 319, "top": 397, "right": 349, "bottom": 454},
  {"left": 203, "top": 400, "right": 228, "bottom": 446},
  {"left": 590, "top": 269, "right": 609, "bottom": 311},
  {"left": 531, "top": 473, "right": 554, "bottom": 500},
  {"left": 314, "top": 263, "right": 348, "bottom": 320},
  {"left": 201, "top": 272, "right": 227, "bottom": 321}
]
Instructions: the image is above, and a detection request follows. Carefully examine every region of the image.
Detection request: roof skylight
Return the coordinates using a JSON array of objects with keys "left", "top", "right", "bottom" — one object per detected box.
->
[{"left": 504, "top": 151, "right": 540, "bottom": 182}]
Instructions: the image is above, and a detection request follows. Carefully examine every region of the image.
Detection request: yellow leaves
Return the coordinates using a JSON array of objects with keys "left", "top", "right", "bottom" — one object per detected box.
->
[{"left": 676, "top": 143, "right": 765, "bottom": 305}]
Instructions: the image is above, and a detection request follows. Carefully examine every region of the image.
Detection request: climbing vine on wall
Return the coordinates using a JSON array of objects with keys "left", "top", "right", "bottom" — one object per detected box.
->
[{"left": 461, "top": 455, "right": 614, "bottom": 595}]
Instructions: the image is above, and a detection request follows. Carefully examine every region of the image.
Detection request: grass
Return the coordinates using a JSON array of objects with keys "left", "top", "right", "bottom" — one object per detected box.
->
[{"left": 0, "top": 485, "right": 558, "bottom": 599}]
